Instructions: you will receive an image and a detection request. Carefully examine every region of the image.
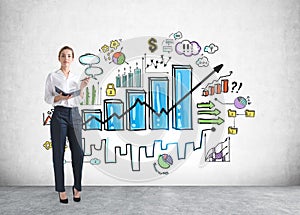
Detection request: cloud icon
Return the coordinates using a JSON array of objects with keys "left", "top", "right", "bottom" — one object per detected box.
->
[
  {"left": 173, "top": 31, "right": 182, "bottom": 40},
  {"left": 169, "top": 31, "right": 183, "bottom": 40},
  {"left": 196, "top": 55, "right": 209, "bottom": 67},
  {"left": 90, "top": 158, "right": 101, "bottom": 165},
  {"left": 204, "top": 43, "right": 219, "bottom": 54},
  {"left": 79, "top": 53, "right": 100, "bottom": 65},
  {"left": 79, "top": 53, "right": 103, "bottom": 80},
  {"left": 175, "top": 40, "right": 201, "bottom": 57}
]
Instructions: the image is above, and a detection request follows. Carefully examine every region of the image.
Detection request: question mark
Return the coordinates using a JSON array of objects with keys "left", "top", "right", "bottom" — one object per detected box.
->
[
  {"left": 231, "top": 81, "right": 243, "bottom": 93},
  {"left": 231, "top": 81, "right": 237, "bottom": 93}
]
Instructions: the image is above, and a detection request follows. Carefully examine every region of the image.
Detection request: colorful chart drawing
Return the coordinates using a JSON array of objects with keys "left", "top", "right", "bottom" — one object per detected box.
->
[
  {"left": 144, "top": 54, "right": 172, "bottom": 70},
  {"left": 157, "top": 154, "right": 173, "bottom": 169},
  {"left": 149, "top": 77, "right": 169, "bottom": 130},
  {"left": 202, "top": 79, "right": 229, "bottom": 96},
  {"left": 82, "top": 109, "right": 102, "bottom": 130},
  {"left": 42, "top": 109, "right": 54, "bottom": 126},
  {"left": 153, "top": 154, "right": 174, "bottom": 175},
  {"left": 126, "top": 89, "right": 146, "bottom": 131},
  {"left": 234, "top": 96, "right": 247, "bottom": 109},
  {"left": 78, "top": 64, "right": 223, "bottom": 131},
  {"left": 103, "top": 128, "right": 212, "bottom": 171},
  {"left": 172, "top": 65, "right": 192, "bottom": 130},
  {"left": 104, "top": 99, "right": 124, "bottom": 131},
  {"left": 112, "top": 52, "right": 126, "bottom": 65},
  {"left": 116, "top": 65, "right": 142, "bottom": 88},
  {"left": 205, "top": 138, "right": 230, "bottom": 162}
]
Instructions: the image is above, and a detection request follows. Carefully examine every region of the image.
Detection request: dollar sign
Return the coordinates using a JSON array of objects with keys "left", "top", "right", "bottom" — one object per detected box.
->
[{"left": 148, "top": 37, "right": 157, "bottom": 53}]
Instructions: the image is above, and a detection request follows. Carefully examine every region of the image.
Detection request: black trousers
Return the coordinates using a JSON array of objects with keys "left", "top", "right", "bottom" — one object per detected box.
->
[{"left": 50, "top": 106, "right": 83, "bottom": 192}]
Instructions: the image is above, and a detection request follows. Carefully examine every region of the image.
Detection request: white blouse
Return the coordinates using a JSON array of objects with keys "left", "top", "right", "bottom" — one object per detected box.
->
[{"left": 44, "top": 69, "right": 82, "bottom": 107}]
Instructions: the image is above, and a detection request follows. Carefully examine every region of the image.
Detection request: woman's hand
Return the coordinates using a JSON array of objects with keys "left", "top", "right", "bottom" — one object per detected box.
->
[
  {"left": 54, "top": 93, "right": 72, "bottom": 102},
  {"left": 80, "top": 77, "right": 90, "bottom": 90},
  {"left": 80, "top": 77, "right": 90, "bottom": 99}
]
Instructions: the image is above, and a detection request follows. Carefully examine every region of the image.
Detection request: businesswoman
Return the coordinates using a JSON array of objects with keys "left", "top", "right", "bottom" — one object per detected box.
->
[{"left": 44, "top": 46, "right": 90, "bottom": 203}]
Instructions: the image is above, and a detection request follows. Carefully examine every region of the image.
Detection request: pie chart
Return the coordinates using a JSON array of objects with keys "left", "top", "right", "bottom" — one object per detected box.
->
[
  {"left": 112, "top": 51, "right": 126, "bottom": 65},
  {"left": 234, "top": 96, "right": 247, "bottom": 109},
  {"left": 157, "top": 154, "right": 173, "bottom": 169}
]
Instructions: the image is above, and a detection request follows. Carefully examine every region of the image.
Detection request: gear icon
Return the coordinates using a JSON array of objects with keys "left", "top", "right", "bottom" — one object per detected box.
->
[{"left": 110, "top": 40, "right": 120, "bottom": 50}]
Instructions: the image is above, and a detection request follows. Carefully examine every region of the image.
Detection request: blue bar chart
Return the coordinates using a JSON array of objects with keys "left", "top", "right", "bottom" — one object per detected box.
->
[
  {"left": 148, "top": 77, "right": 169, "bottom": 130},
  {"left": 172, "top": 65, "right": 192, "bottom": 130},
  {"left": 126, "top": 90, "right": 146, "bottom": 130},
  {"left": 85, "top": 64, "right": 196, "bottom": 131},
  {"left": 128, "top": 72, "right": 133, "bottom": 87},
  {"left": 104, "top": 99, "right": 124, "bottom": 131},
  {"left": 134, "top": 67, "right": 141, "bottom": 87},
  {"left": 115, "top": 66, "right": 142, "bottom": 88},
  {"left": 82, "top": 109, "right": 102, "bottom": 130},
  {"left": 115, "top": 74, "right": 121, "bottom": 87},
  {"left": 122, "top": 73, "right": 127, "bottom": 87}
]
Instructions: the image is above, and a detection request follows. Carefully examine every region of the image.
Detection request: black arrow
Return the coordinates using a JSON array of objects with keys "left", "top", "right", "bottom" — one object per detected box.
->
[{"left": 83, "top": 64, "right": 224, "bottom": 126}]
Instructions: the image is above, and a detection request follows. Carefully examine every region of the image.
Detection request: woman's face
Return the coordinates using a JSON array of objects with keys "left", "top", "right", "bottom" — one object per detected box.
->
[{"left": 59, "top": 49, "right": 74, "bottom": 67}]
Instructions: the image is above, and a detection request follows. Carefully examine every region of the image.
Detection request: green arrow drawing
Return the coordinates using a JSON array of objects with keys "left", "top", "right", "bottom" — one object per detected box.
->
[
  {"left": 198, "top": 108, "right": 221, "bottom": 116},
  {"left": 197, "top": 101, "right": 215, "bottom": 109},
  {"left": 198, "top": 117, "right": 224, "bottom": 125}
]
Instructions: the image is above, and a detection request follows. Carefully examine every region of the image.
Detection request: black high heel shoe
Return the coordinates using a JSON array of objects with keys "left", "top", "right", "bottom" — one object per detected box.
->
[
  {"left": 72, "top": 186, "right": 81, "bottom": 202},
  {"left": 59, "top": 193, "right": 68, "bottom": 204}
]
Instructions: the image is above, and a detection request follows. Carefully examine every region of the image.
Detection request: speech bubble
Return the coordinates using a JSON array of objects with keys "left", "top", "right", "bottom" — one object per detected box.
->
[
  {"left": 196, "top": 55, "right": 209, "bottom": 67},
  {"left": 84, "top": 66, "right": 103, "bottom": 80},
  {"left": 204, "top": 43, "right": 219, "bottom": 54},
  {"left": 173, "top": 31, "right": 183, "bottom": 40},
  {"left": 175, "top": 40, "right": 201, "bottom": 57},
  {"left": 79, "top": 53, "right": 100, "bottom": 65}
]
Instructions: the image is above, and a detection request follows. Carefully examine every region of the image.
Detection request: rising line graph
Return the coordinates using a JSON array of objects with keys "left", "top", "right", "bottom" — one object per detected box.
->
[
  {"left": 83, "top": 64, "right": 223, "bottom": 127},
  {"left": 202, "top": 70, "right": 233, "bottom": 89}
]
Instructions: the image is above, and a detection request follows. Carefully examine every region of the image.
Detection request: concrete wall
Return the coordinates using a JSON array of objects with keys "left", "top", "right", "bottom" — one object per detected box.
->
[{"left": 0, "top": 0, "right": 299, "bottom": 186}]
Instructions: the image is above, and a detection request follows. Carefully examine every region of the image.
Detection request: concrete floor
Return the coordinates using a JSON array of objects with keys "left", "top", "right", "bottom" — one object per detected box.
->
[{"left": 0, "top": 186, "right": 299, "bottom": 214}]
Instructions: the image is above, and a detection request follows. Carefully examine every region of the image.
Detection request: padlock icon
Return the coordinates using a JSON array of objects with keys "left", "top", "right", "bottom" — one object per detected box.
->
[{"left": 106, "top": 83, "right": 116, "bottom": 96}]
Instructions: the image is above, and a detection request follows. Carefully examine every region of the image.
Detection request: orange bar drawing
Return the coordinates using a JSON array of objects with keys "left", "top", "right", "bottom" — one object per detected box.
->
[
  {"left": 210, "top": 86, "right": 214, "bottom": 95},
  {"left": 216, "top": 83, "right": 221, "bottom": 94},
  {"left": 221, "top": 79, "right": 229, "bottom": 93}
]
